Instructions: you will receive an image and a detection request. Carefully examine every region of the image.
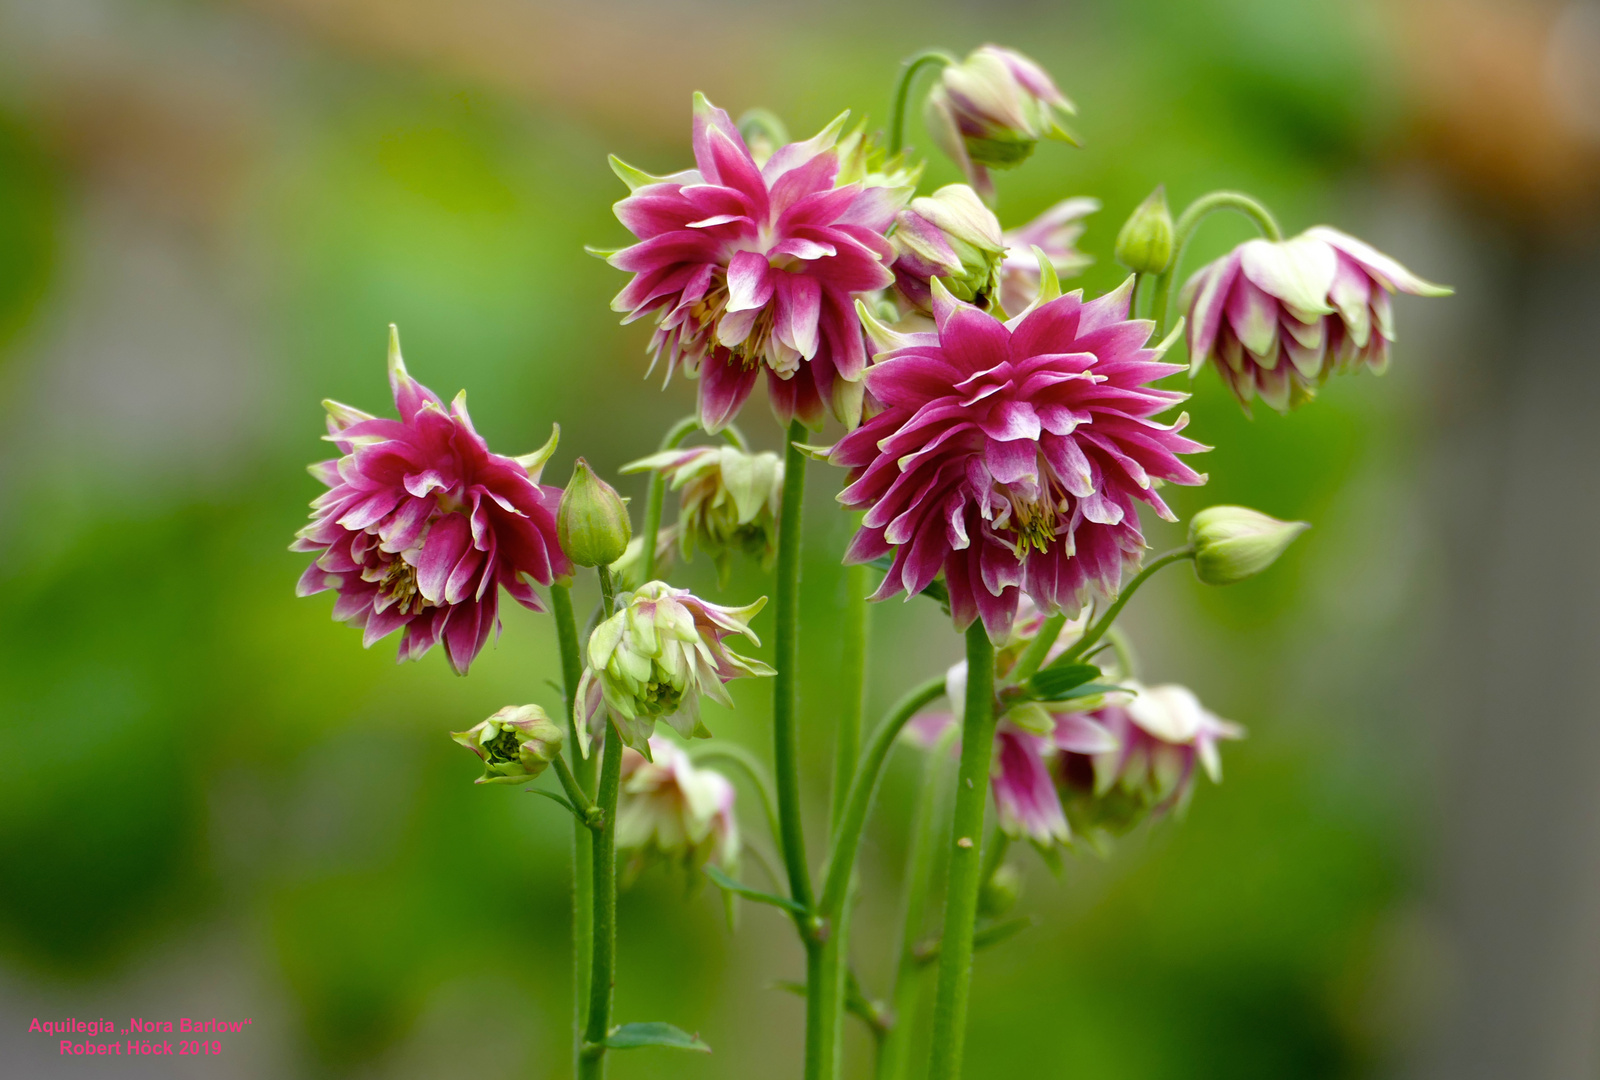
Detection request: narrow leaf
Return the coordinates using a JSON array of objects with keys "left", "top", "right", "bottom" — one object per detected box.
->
[
  {"left": 1027, "top": 663, "right": 1101, "bottom": 700},
  {"left": 703, "top": 866, "right": 809, "bottom": 915},
  {"left": 527, "top": 788, "right": 578, "bottom": 815},
  {"left": 972, "top": 915, "right": 1035, "bottom": 952},
  {"left": 603, "top": 1022, "right": 711, "bottom": 1053}
]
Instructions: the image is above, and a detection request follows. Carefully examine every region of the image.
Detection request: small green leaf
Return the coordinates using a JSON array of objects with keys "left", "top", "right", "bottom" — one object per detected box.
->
[
  {"left": 973, "top": 914, "right": 1035, "bottom": 952},
  {"left": 703, "top": 866, "right": 809, "bottom": 915},
  {"left": 1027, "top": 663, "right": 1101, "bottom": 700},
  {"left": 603, "top": 1022, "right": 711, "bottom": 1053},
  {"left": 527, "top": 788, "right": 578, "bottom": 815}
]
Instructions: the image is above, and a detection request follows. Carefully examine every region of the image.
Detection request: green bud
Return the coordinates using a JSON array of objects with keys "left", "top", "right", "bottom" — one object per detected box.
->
[
  {"left": 1188, "top": 505, "right": 1309, "bottom": 586},
  {"left": 558, "top": 457, "right": 632, "bottom": 568},
  {"left": 452, "top": 705, "right": 564, "bottom": 785},
  {"left": 1114, "top": 186, "right": 1174, "bottom": 274}
]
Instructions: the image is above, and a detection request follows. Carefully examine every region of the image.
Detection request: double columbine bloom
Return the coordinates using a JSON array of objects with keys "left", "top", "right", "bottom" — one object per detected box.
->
[
  {"left": 452, "top": 705, "right": 565, "bottom": 785},
  {"left": 616, "top": 737, "right": 740, "bottom": 877},
  {"left": 833, "top": 277, "right": 1206, "bottom": 640},
  {"left": 925, "top": 45, "right": 1078, "bottom": 201},
  {"left": 576, "top": 582, "right": 774, "bottom": 756},
  {"left": 1184, "top": 227, "right": 1452, "bottom": 412},
  {"left": 293, "top": 329, "right": 570, "bottom": 673},
  {"left": 607, "top": 95, "right": 904, "bottom": 432},
  {"left": 622, "top": 444, "right": 784, "bottom": 583}
]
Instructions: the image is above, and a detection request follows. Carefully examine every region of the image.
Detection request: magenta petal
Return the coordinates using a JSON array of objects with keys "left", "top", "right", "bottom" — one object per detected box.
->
[
  {"left": 726, "top": 250, "right": 775, "bottom": 312},
  {"left": 416, "top": 514, "right": 472, "bottom": 603},
  {"left": 698, "top": 353, "right": 760, "bottom": 433}
]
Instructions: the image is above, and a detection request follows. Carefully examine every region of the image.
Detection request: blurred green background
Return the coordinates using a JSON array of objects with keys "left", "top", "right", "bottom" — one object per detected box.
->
[{"left": 2, "top": 0, "right": 1597, "bottom": 1077}]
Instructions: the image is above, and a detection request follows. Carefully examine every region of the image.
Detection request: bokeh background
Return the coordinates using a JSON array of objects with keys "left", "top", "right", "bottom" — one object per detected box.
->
[{"left": 2, "top": 0, "right": 1598, "bottom": 1076}]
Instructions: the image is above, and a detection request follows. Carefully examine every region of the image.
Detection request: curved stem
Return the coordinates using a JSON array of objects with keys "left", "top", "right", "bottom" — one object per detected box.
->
[
  {"left": 1150, "top": 191, "right": 1283, "bottom": 337},
  {"left": 774, "top": 421, "right": 815, "bottom": 914},
  {"left": 820, "top": 676, "right": 949, "bottom": 917},
  {"left": 689, "top": 743, "right": 781, "bottom": 852},
  {"left": 640, "top": 416, "right": 701, "bottom": 584},
  {"left": 1059, "top": 547, "right": 1194, "bottom": 666},
  {"left": 578, "top": 717, "right": 624, "bottom": 1080},
  {"left": 551, "top": 754, "right": 597, "bottom": 820},
  {"left": 737, "top": 108, "right": 791, "bottom": 151},
  {"left": 552, "top": 584, "right": 595, "bottom": 1078},
  {"left": 878, "top": 722, "right": 960, "bottom": 1080},
  {"left": 889, "top": 49, "right": 957, "bottom": 156},
  {"left": 926, "top": 623, "right": 998, "bottom": 1080},
  {"left": 1010, "top": 613, "right": 1066, "bottom": 684}
]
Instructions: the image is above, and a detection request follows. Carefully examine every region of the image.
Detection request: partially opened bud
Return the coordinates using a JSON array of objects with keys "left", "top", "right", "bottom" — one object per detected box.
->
[
  {"left": 452, "top": 705, "right": 564, "bottom": 785},
  {"left": 558, "top": 458, "right": 632, "bottom": 567},
  {"left": 1114, "top": 186, "right": 1174, "bottom": 275},
  {"left": 1188, "top": 505, "right": 1309, "bottom": 586},
  {"left": 892, "top": 184, "right": 1007, "bottom": 311},
  {"left": 616, "top": 737, "right": 740, "bottom": 879},
  {"left": 620, "top": 444, "right": 783, "bottom": 584}
]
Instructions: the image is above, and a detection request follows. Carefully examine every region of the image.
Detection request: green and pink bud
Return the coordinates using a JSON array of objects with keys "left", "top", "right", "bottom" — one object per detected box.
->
[
  {"left": 616, "top": 737, "right": 740, "bottom": 877},
  {"left": 622, "top": 444, "right": 783, "bottom": 584},
  {"left": 452, "top": 705, "right": 565, "bottom": 785},
  {"left": 891, "top": 183, "right": 1007, "bottom": 312}
]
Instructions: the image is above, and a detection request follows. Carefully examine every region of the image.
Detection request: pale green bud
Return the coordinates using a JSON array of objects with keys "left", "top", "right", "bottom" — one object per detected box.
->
[
  {"left": 1114, "top": 186, "right": 1174, "bottom": 275},
  {"left": 1188, "top": 505, "right": 1309, "bottom": 586},
  {"left": 558, "top": 457, "right": 632, "bottom": 568},
  {"left": 979, "top": 864, "right": 1023, "bottom": 917},
  {"left": 452, "top": 705, "right": 564, "bottom": 785}
]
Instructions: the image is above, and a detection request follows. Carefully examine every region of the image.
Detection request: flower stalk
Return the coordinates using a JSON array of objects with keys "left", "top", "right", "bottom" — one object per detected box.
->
[
  {"left": 579, "top": 566, "right": 622, "bottom": 1080},
  {"left": 925, "top": 623, "right": 999, "bottom": 1080},
  {"left": 889, "top": 49, "right": 958, "bottom": 155},
  {"left": 552, "top": 584, "right": 596, "bottom": 1075},
  {"left": 1059, "top": 547, "right": 1195, "bottom": 666},
  {"left": 1150, "top": 190, "right": 1282, "bottom": 336}
]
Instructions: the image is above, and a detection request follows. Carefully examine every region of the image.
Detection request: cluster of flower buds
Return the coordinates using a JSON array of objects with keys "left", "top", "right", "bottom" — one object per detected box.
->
[
  {"left": 925, "top": 45, "right": 1078, "bottom": 202},
  {"left": 616, "top": 737, "right": 740, "bottom": 879},
  {"left": 576, "top": 582, "right": 773, "bottom": 756},
  {"left": 451, "top": 705, "right": 565, "bottom": 785},
  {"left": 1184, "top": 227, "right": 1452, "bottom": 412},
  {"left": 623, "top": 443, "right": 784, "bottom": 583}
]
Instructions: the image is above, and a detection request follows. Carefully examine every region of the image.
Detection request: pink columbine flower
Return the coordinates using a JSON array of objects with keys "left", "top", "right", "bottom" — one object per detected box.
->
[
  {"left": 1184, "top": 226, "right": 1452, "bottom": 412},
  {"left": 293, "top": 327, "right": 570, "bottom": 673},
  {"left": 606, "top": 94, "right": 903, "bottom": 432},
  {"left": 616, "top": 737, "right": 740, "bottom": 877},
  {"left": 832, "top": 275, "right": 1207, "bottom": 641},
  {"left": 1057, "top": 682, "right": 1244, "bottom": 831},
  {"left": 910, "top": 652, "right": 1117, "bottom": 848},
  {"left": 998, "top": 197, "right": 1098, "bottom": 315}
]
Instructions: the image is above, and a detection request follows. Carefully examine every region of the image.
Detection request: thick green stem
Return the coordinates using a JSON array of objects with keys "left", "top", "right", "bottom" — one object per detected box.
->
[
  {"left": 878, "top": 722, "right": 960, "bottom": 1080},
  {"left": 820, "top": 676, "right": 949, "bottom": 917},
  {"left": 1151, "top": 191, "right": 1283, "bottom": 338},
  {"left": 926, "top": 623, "right": 999, "bottom": 1080},
  {"left": 889, "top": 50, "right": 957, "bottom": 156},
  {"left": 1059, "top": 548, "right": 1194, "bottom": 666},
  {"left": 640, "top": 416, "right": 701, "bottom": 583},
  {"left": 578, "top": 718, "right": 624, "bottom": 1080},
  {"left": 552, "top": 584, "right": 594, "bottom": 1078}
]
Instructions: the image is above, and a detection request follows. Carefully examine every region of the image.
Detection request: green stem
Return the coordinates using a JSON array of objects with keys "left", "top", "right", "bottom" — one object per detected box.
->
[
  {"left": 640, "top": 417, "right": 700, "bottom": 584},
  {"left": 578, "top": 717, "right": 624, "bottom": 1080},
  {"left": 1010, "top": 613, "right": 1066, "bottom": 684},
  {"left": 688, "top": 743, "right": 781, "bottom": 853},
  {"left": 926, "top": 622, "right": 999, "bottom": 1080},
  {"left": 1059, "top": 548, "right": 1194, "bottom": 666},
  {"left": 551, "top": 754, "right": 597, "bottom": 821},
  {"left": 833, "top": 558, "right": 871, "bottom": 829},
  {"left": 1151, "top": 191, "right": 1282, "bottom": 338},
  {"left": 820, "top": 676, "right": 949, "bottom": 917},
  {"left": 878, "top": 722, "right": 960, "bottom": 1080},
  {"left": 772, "top": 421, "right": 828, "bottom": 1080},
  {"left": 889, "top": 50, "right": 957, "bottom": 156},
  {"left": 552, "top": 584, "right": 594, "bottom": 1079}
]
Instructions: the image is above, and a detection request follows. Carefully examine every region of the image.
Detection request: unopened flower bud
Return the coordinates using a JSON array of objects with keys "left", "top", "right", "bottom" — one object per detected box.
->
[
  {"left": 452, "top": 705, "right": 564, "bottom": 785},
  {"left": 893, "top": 184, "right": 1006, "bottom": 312},
  {"left": 1188, "top": 505, "right": 1308, "bottom": 586},
  {"left": 558, "top": 458, "right": 632, "bottom": 568},
  {"left": 1114, "top": 186, "right": 1174, "bottom": 275},
  {"left": 979, "top": 863, "right": 1023, "bottom": 917}
]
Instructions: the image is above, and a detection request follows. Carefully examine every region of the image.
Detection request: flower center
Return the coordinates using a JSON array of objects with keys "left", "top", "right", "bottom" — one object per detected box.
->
[
  {"left": 640, "top": 678, "right": 684, "bottom": 716},
  {"left": 690, "top": 271, "right": 777, "bottom": 371},
  {"left": 380, "top": 558, "right": 430, "bottom": 616},
  {"left": 485, "top": 727, "right": 523, "bottom": 765},
  {"left": 1009, "top": 495, "right": 1058, "bottom": 556}
]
